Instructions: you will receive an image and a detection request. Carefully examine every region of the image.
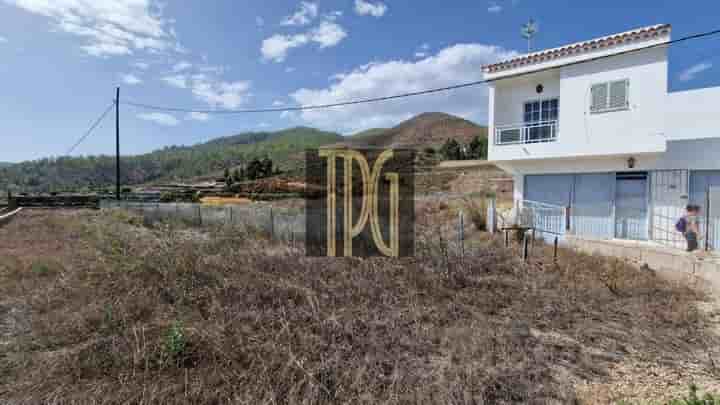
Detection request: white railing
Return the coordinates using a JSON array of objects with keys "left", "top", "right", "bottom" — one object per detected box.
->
[
  {"left": 517, "top": 199, "right": 567, "bottom": 235},
  {"left": 494, "top": 120, "right": 558, "bottom": 145}
]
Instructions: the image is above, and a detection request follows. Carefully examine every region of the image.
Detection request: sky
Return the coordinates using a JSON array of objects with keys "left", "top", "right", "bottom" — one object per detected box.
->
[{"left": 1, "top": 0, "right": 719, "bottom": 162}]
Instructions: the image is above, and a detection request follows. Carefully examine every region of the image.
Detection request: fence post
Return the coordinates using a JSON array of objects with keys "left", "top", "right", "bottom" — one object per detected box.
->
[
  {"left": 229, "top": 205, "right": 234, "bottom": 225},
  {"left": 458, "top": 210, "right": 464, "bottom": 258},
  {"left": 553, "top": 236, "right": 559, "bottom": 263},
  {"left": 565, "top": 205, "right": 571, "bottom": 232},
  {"left": 269, "top": 206, "right": 274, "bottom": 240},
  {"left": 706, "top": 188, "right": 711, "bottom": 251},
  {"left": 522, "top": 232, "right": 529, "bottom": 262},
  {"left": 197, "top": 205, "right": 202, "bottom": 227},
  {"left": 486, "top": 196, "right": 496, "bottom": 234}
]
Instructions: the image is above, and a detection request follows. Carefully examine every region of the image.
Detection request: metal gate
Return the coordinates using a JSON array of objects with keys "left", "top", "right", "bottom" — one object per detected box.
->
[
  {"left": 690, "top": 171, "right": 720, "bottom": 250},
  {"left": 650, "top": 170, "right": 688, "bottom": 249}
]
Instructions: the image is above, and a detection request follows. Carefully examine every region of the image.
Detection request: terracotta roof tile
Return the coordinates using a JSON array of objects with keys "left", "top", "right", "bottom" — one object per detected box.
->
[{"left": 482, "top": 24, "right": 671, "bottom": 74}]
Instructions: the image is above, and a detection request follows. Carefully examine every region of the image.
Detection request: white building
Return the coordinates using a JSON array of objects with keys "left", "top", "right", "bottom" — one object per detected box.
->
[{"left": 484, "top": 24, "right": 720, "bottom": 248}]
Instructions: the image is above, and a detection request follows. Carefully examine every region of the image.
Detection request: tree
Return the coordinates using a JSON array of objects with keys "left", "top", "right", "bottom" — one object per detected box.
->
[
  {"left": 246, "top": 158, "right": 263, "bottom": 180},
  {"left": 232, "top": 168, "right": 242, "bottom": 183},
  {"left": 261, "top": 157, "right": 273, "bottom": 178},
  {"left": 440, "top": 139, "right": 462, "bottom": 160},
  {"left": 466, "top": 136, "right": 488, "bottom": 160}
]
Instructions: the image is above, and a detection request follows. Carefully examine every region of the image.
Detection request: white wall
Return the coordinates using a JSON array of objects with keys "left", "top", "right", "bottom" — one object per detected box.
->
[
  {"left": 492, "top": 70, "right": 560, "bottom": 128},
  {"left": 666, "top": 87, "right": 720, "bottom": 141},
  {"left": 489, "top": 47, "right": 669, "bottom": 162},
  {"left": 496, "top": 137, "right": 720, "bottom": 175}
]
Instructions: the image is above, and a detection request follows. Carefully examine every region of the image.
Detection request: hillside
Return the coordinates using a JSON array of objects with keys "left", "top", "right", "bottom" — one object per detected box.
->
[
  {"left": 0, "top": 127, "right": 343, "bottom": 192},
  {"left": 0, "top": 162, "right": 14, "bottom": 168},
  {"left": 336, "top": 112, "right": 488, "bottom": 149}
]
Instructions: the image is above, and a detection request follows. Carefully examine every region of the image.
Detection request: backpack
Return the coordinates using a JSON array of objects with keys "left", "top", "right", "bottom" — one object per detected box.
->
[{"left": 675, "top": 217, "right": 687, "bottom": 233}]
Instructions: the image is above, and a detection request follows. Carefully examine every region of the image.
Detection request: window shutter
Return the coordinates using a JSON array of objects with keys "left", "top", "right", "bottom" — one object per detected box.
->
[
  {"left": 609, "top": 80, "right": 629, "bottom": 109},
  {"left": 590, "top": 83, "right": 608, "bottom": 112}
]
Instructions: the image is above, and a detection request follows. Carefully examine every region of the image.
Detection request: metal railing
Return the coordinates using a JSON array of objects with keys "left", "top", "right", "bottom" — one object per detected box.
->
[
  {"left": 516, "top": 199, "right": 568, "bottom": 235},
  {"left": 494, "top": 120, "right": 558, "bottom": 145}
]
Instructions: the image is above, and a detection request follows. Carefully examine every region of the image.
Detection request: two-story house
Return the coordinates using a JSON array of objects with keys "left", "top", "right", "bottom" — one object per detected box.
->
[{"left": 484, "top": 24, "right": 720, "bottom": 249}]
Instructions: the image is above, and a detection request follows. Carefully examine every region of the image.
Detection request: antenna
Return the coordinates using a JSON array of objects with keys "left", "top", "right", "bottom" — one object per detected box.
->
[{"left": 521, "top": 18, "right": 538, "bottom": 52}]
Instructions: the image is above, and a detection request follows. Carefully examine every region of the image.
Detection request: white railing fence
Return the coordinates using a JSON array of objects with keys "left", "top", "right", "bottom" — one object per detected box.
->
[
  {"left": 494, "top": 120, "right": 558, "bottom": 145},
  {"left": 516, "top": 199, "right": 567, "bottom": 236}
]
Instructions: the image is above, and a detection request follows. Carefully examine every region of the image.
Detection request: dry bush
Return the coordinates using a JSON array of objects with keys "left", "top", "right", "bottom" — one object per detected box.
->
[{"left": 0, "top": 210, "right": 716, "bottom": 404}]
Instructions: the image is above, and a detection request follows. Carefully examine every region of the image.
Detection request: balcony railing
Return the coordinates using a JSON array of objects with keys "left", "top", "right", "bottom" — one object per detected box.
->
[{"left": 494, "top": 120, "right": 558, "bottom": 145}]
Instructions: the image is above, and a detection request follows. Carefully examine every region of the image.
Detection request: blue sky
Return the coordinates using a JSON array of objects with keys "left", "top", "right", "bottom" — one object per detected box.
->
[{"left": 0, "top": 0, "right": 719, "bottom": 162}]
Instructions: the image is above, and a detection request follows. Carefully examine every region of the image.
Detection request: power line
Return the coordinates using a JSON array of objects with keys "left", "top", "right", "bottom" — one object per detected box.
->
[
  {"left": 65, "top": 101, "right": 115, "bottom": 156},
  {"left": 122, "top": 27, "right": 720, "bottom": 115}
]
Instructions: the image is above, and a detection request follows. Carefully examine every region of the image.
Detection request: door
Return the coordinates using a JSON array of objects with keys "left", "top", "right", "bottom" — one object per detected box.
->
[{"left": 615, "top": 173, "right": 648, "bottom": 240}]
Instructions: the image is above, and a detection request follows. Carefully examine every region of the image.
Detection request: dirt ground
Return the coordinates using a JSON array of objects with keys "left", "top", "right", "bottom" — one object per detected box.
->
[{"left": 1, "top": 209, "right": 720, "bottom": 404}]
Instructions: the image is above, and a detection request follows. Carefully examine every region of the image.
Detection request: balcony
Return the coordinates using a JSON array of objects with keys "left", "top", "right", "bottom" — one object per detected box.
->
[{"left": 494, "top": 120, "right": 558, "bottom": 145}]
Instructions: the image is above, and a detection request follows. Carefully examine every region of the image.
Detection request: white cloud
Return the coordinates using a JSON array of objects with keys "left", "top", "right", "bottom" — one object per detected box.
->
[
  {"left": 138, "top": 112, "right": 179, "bottom": 126},
  {"left": 0, "top": 36, "right": 7, "bottom": 43},
  {"left": 172, "top": 61, "right": 192, "bottom": 72},
  {"left": 679, "top": 62, "right": 712, "bottom": 82},
  {"left": 190, "top": 75, "right": 251, "bottom": 109},
  {"left": 186, "top": 112, "right": 210, "bottom": 121},
  {"left": 162, "top": 74, "right": 188, "bottom": 88},
  {"left": 414, "top": 52, "right": 427, "bottom": 58},
  {"left": 285, "top": 67, "right": 296, "bottom": 73},
  {"left": 161, "top": 73, "right": 251, "bottom": 109},
  {"left": 354, "top": 0, "right": 387, "bottom": 17},
  {"left": 272, "top": 100, "right": 285, "bottom": 106},
  {"left": 311, "top": 21, "right": 346, "bottom": 48},
  {"left": 261, "top": 22, "right": 346, "bottom": 62},
  {"left": 488, "top": 2, "right": 503, "bottom": 13},
  {"left": 290, "top": 43, "right": 517, "bottom": 132},
  {"left": 280, "top": 2, "right": 318, "bottom": 26},
  {"left": 132, "top": 61, "right": 150, "bottom": 69},
  {"left": 120, "top": 73, "right": 142, "bottom": 85},
  {"left": 5, "top": 0, "right": 179, "bottom": 57},
  {"left": 261, "top": 33, "right": 309, "bottom": 63}
]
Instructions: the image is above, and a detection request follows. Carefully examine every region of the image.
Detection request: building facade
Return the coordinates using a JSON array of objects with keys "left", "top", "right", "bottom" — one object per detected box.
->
[{"left": 485, "top": 24, "right": 720, "bottom": 248}]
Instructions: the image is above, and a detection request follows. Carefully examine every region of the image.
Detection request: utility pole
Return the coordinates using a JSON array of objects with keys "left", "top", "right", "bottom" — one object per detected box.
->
[{"left": 115, "top": 87, "right": 121, "bottom": 200}]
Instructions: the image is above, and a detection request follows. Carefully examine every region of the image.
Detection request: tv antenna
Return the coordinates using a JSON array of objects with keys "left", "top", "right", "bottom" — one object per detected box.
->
[{"left": 521, "top": 18, "right": 538, "bottom": 52}]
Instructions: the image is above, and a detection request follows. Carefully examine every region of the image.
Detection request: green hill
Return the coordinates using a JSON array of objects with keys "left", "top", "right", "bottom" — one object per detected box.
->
[{"left": 0, "top": 127, "right": 342, "bottom": 193}]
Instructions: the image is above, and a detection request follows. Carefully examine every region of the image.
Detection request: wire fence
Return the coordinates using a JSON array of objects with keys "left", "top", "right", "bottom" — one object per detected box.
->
[{"left": 101, "top": 200, "right": 307, "bottom": 242}]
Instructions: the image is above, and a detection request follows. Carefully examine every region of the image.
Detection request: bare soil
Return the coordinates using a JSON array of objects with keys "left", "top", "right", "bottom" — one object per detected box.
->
[{"left": 0, "top": 208, "right": 718, "bottom": 404}]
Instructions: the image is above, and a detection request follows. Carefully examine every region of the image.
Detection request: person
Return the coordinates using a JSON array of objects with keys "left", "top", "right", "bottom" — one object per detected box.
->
[{"left": 684, "top": 204, "right": 700, "bottom": 252}]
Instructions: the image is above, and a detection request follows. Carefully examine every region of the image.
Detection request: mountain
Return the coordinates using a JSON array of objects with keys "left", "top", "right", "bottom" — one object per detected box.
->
[
  {"left": 0, "top": 127, "right": 343, "bottom": 193},
  {"left": 0, "top": 162, "right": 14, "bottom": 168},
  {"left": 338, "top": 112, "right": 488, "bottom": 149}
]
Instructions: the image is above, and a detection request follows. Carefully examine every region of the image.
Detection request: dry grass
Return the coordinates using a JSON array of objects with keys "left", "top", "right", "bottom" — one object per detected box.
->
[{"left": 0, "top": 208, "right": 718, "bottom": 404}]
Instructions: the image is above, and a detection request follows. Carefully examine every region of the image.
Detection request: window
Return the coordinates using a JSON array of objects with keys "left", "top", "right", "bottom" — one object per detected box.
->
[
  {"left": 590, "top": 79, "right": 629, "bottom": 113},
  {"left": 495, "top": 97, "right": 559, "bottom": 145},
  {"left": 525, "top": 98, "right": 558, "bottom": 142}
]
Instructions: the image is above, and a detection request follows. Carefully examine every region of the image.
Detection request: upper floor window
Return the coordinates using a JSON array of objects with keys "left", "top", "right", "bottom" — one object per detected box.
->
[
  {"left": 590, "top": 79, "right": 629, "bottom": 113},
  {"left": 495, "top": 98, "right": 559, "bottom": 145}
]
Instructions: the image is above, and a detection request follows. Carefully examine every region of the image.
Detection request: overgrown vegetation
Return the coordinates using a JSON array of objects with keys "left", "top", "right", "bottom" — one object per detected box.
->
[{"left": 1, "top": 208, "right": 717, "bottom": 404}]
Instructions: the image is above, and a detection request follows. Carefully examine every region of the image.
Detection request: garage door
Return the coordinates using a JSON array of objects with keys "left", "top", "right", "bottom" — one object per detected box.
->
[
  {"left": 572, "top": 173, "right": 614, "bottom": 239},
  {"left": 524, "top": 175, "right": 573, "bottom": 206}
]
